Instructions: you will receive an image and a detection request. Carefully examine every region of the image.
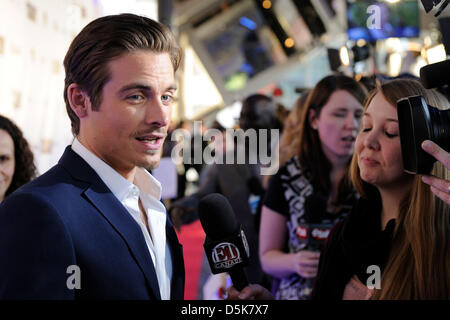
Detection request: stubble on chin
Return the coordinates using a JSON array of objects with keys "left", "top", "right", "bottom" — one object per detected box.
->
[{"left": 142, "top": 150, "right": 162, "bottom": 171}]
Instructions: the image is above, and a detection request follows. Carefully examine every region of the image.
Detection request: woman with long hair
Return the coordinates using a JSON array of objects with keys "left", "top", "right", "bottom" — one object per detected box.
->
[
  {"left": 227, "top": 78, "right": 450, "bottom": 301},
  {"left": 259, "top": 74, "right": 367, "bottom": 299},
  {"left": 0, "top": 115, "right": 37, "bottom": 203},
  {"left": 277, "top": 91, "right": 310, "bottom": 168},
  {"left": 312, "top": 78, "right": 450, "bottom": 299}
]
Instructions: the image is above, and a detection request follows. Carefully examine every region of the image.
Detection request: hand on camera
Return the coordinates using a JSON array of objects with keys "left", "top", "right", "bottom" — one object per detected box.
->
[{"left": 421, "top": 140, "right": 450, "bottom": 205}]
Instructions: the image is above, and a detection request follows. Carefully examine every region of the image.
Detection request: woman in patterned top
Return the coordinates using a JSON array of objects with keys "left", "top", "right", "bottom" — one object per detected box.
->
[{"left": 259, "top": 75, "right": 367, "bottom": 300}]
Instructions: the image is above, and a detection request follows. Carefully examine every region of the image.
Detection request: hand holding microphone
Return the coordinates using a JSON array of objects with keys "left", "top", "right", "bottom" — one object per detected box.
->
[
  {"left": 199, "top": 193, "right": 273, "bottom": 299},
  {"left": 199, "top": 193, "right": 250, "bottom": 291},
  {"left": 227, "top": 283, "right": 274, "bottom": 300}
]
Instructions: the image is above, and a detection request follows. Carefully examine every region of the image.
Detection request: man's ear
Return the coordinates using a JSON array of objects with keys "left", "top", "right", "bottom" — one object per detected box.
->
[
  {"left": 67, "top": 84, "right": 91, "bottom": 118},
  {"left": 308, "top": 109, "right": 318, "bottom": 130}
]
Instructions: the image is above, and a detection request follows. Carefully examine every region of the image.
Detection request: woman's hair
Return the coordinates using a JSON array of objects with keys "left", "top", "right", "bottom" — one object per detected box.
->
[
  {"left": 349, "top": 79, "right": 450, "bottom": 299},
  {"left": 278, "top": 91, "right": 310, "bottom": 167},
  {"left": 297, "top": 74, "right": 367, "bottom": 204},
  {"left": 0, "top": 115, "right": 37, "bottom": 197}
]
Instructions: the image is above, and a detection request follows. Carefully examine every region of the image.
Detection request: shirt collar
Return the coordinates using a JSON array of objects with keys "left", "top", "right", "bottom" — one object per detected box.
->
[
  {"left": 135, "top": 166, "right": 162, "bottom": 201},
  {"left": 71, "top": 137, "right": 162, "bottom": 202}
]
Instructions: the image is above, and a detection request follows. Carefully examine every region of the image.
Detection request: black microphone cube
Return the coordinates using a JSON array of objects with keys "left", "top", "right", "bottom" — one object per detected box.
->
[{"left": 203, "top": 227, "right": 250, "bottom": 274}]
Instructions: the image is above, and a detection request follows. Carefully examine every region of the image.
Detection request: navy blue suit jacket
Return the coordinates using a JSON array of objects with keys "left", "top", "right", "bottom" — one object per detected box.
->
[{"left": 0, "top": 147, "right": 184, "bottom": 299}]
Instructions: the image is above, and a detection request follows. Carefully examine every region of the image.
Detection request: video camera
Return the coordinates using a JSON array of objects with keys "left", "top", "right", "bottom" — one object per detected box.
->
[{"left": 397, "top": 59, "right": 450, "bottom": 174}]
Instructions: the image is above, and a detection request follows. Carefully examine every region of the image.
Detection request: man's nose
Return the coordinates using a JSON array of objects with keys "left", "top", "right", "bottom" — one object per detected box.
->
[{"left": 144, "top": 99, "right": 169, "bottom": 128}]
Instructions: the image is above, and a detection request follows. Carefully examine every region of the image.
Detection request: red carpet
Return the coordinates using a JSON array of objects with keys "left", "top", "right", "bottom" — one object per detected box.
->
[{"left": 175, "top": 220, "right": 206, "bottom": 300}]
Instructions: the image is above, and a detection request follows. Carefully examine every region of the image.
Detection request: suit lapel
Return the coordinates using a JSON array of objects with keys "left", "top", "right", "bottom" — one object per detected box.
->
[
  {"left": 165, "top": 213, "right": 185, "bottom": 300},
  {"left": 84, "top": 187, "right": 162, "bottom": 300},
  {"left": 59, "top": 147, "right": 162, "bottom": 300}
]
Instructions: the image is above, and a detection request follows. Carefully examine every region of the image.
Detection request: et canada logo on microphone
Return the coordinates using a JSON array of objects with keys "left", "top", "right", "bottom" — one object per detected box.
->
[
  {"left": 206, "top": 229, "right": 250, "bottom": 272},
  {"left": 211, "top": 242, "right": 242, "bottom": 269}
]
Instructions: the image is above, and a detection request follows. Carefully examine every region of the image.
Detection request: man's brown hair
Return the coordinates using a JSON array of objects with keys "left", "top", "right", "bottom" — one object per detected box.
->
[{"left": 63, "top": 13, "right": 181, "bottom": 135}]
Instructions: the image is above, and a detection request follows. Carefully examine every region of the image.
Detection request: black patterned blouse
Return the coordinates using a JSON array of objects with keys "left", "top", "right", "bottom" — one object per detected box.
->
[{"left": 263, "top": 156, "right": 355, "bottom": 300}]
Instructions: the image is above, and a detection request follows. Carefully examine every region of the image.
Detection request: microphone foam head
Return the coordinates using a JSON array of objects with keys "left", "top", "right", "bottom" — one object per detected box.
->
[{"left": 198, "top": 193, "right": 238, "bottom": 241}]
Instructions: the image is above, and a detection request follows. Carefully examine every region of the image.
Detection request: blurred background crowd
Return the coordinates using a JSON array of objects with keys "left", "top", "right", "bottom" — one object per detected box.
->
[{"left": 1, "top": 0, "right": 449, "bottom": 299}]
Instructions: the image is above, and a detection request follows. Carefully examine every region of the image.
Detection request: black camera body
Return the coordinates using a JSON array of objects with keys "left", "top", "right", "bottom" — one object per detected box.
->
[
  {"left": 397, "top": 59, "right": 450, "bottom": 174},
  {"left": 397, "top": 96, "right": 449, "bottom": 174}
]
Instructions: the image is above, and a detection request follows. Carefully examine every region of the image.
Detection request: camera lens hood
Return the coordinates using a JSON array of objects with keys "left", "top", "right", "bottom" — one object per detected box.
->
[{"left": 397, "top": 96, "right": 436, "bottom": 174}]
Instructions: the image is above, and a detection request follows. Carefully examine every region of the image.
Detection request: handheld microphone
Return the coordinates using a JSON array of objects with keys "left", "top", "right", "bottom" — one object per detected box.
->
[
  {"left": 198, "top": 193, "right": 250, "bottom": 291},
  {"left": 297, "top": 194, "right": 333, "bottom": 251}
]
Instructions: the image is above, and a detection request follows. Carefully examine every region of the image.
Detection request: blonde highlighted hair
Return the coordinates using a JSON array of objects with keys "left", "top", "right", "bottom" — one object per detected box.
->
[
  {"left": 278, "top": 91, "right": 310, "bottom": 167},
  {"left": 350, "top": 79, "right": 450, "bottom": 299}
]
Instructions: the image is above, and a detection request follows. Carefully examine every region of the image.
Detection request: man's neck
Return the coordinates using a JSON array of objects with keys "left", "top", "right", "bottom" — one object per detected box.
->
[
  {"left": 117, "top": 167, "right": 137, "bottom": 183},
  {"left": 76, "top": 135, "right": 137, "bottom": 183}
]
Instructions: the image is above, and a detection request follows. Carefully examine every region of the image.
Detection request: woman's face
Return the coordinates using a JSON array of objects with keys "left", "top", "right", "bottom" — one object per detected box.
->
[
  {"left": 355, "top": 92, "right": 411, "bottom": 189},
  {"left": 0, "top": 129, "right": 15, "bottom": 201},
  {"left": 311, "top": 90, "right": 363, "bottom": 163}
]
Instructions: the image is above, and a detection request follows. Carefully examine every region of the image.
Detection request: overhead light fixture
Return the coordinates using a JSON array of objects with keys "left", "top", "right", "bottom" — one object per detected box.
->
[
  {"left": 356, "top": 39, "right": 367, "bottom": 47},
  {"left": 340, "top": 46, "right": 350, "bottom": 66},
  {"left": 426, "top": 44, "right": 447, "bottom": 63},
  {"left": 262, "top": 0, "right": 272, "bottom": 9},
  {"left": 284, "top": 37, "right": 295, "bottom": 48},
  {"left": 388, "top": 52, "right": 402, "bottom": 76}
]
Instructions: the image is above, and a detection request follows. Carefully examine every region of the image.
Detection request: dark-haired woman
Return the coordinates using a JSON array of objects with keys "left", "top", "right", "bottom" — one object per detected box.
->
[
  {"left": 0, "top": 115, "right": 37, "bottom": 203},
  {"left": 259, "top": 75, "right": 367, "bottom": 300}
]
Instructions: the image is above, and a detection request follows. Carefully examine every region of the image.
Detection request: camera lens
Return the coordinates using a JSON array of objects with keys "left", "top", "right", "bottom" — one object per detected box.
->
[
  {"left": 428, "top": 105, "right": 450, "bottom": 152},
  {"left": 397, "top": 95, "right": 449, "bottom": 174}
]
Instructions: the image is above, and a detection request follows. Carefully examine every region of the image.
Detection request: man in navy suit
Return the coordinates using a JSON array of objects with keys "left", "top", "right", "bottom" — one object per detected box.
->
[{"left": 0, "top": 14, "right": 184, "bottom": 300}]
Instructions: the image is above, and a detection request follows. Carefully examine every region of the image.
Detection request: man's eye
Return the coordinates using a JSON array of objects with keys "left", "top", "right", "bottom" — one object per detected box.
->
[
  {"left": 161, "top": 95, "right": 173, "bottom": 103},
  {"left": 127, "top": 94, "right": 144, "bottom": 102}
]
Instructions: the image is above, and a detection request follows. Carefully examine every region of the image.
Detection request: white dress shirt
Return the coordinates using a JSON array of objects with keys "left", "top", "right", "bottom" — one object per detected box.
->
[{"left": 71, "top": 138, "right": 172, "bottom": 300}]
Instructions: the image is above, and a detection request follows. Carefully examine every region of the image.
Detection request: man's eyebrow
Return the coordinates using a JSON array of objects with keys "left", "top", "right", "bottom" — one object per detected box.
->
[
  {"left": 363, "top": 112, "right": 398, "bottom": 122},
  {"left": 118, "top": 83, "right": 177, "bottom": 94}
]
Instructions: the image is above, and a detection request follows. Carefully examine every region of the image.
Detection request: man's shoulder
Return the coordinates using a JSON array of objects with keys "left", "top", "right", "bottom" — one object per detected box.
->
[
  {"left": 5, "top": 163, "right": 88, "bottom": 206},
  {"left": 23, "top": 163, "right": 74, "bottom": 188},
  {"left": 0, "top": 162, "right": 93, "bottom": 230}
]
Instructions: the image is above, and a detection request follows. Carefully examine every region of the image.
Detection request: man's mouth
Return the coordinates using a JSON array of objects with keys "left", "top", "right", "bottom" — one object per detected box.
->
[
  {"left": 135, "top": 136, "right": 161, "bottom": 144},
  {"left": 135, "top": 133, "right": 165, "bottom": 149}
]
